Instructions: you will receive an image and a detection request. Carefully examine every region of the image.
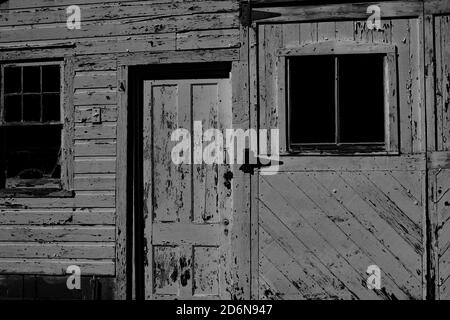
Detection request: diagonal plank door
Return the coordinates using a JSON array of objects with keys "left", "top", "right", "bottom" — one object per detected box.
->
[
  {"left": 254, "top": 15, "right": 427, "bottom": 299},
  {"left": 258, "top": 169, "right": 424, "bottom": 300},
  {"left": 143, "top": 78, "right": 233, "bottom": 299}
]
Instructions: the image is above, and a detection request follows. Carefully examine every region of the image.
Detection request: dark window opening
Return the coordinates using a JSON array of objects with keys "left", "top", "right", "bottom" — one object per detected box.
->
[
  {"left": 0, "top": 63, "right": 62, "bottom": 190},
  {"left": 288, "top": 54, "right": 385, "bottom": 152}
]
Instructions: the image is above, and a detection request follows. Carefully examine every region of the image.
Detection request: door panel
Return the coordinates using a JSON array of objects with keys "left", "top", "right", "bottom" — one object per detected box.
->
[
  {"left": 254, "top": 16, "right": 426, "bottom": 299},
  {"left": 258, "top": 169, "right": 424, "bottom": 300},
  {"left": 431, "top": 168, "right": 450, "bottom": 299},
  {"left": 143, "top": 78, "right": 233, "bottom": 299}
]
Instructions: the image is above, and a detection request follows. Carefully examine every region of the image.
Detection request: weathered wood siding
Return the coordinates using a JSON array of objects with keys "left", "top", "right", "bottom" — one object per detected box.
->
[
  {"left": 427, "top": 1, "right": 450, "bottom": 299},
  {"left": 0, "top": 0, "right": 241, "bottom": 281},
  {"left": 259, "top": 165, "right": 424, "bottom": 299},
  {"left": 254, "top": 10, "right": 427, "bottom": 299}
]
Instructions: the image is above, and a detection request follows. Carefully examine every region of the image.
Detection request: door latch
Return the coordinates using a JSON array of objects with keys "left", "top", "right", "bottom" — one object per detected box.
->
[{"left": 239, "top": 148, "right": 283, "bottom": 175}]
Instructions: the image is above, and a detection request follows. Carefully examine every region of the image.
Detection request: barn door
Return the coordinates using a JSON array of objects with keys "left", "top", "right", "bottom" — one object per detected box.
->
[
  {"left": 142, "top": 78, "right": 233, "bottom": 299},
  {"left": 252, "top": 4, "right": 427, "bottom": 300}
]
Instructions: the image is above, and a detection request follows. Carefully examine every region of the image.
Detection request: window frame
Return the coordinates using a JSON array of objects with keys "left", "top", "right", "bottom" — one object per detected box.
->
[
  {"left": 277, "top": 41, "right": 399, "bottom": 155},
  {"left": 0, "top": 59, "right": 74, "bottom": 197}
]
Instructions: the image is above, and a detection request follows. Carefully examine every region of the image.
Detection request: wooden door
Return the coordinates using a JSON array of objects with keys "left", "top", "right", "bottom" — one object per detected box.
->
[
  {"left": 142, "top": 78, "right": 234, "bottom": 299},
  {"left": 252, "top": 3, "right": 427, "bottom": 300}
]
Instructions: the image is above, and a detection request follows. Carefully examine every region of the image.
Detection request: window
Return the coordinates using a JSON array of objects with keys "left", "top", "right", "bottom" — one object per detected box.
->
[
  {"left": 280, "top": 42, "right": 398, "bottom": 154},
  {"left": 0, "top": 62, "right": 67, "bottom": 193}
]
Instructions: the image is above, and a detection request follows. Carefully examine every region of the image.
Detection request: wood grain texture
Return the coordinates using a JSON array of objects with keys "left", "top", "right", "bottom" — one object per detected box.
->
[
  {"left": 0, "top": 1, "right": 238, "bottom": 26},
  {"left": 143, "top": 78, "right": 234, "bottom": 299},
  {"left": 0, "top": 209, "right": 115, "bottom": 225},
  {"left": 0, "top": 0, "right": 241, "bottom": 284},
  {"left": 432, "top": 168, "right": 450, "bottom": 299},
  {"left": 0, "top": 192, "right": 115, "bottom": 209},
  {"left": 0, "top": 242, "right": 115, "bottom": 259},
  {"left": 0, "top": 0, "right": 240, "bottom": 56},
  {"left": 258, "top": 171, "right": 424, "bottom": 300},
  {"left": 115, "top": 65, "right": 127, "bottom": 300},
  {"left": 426, "top": 4, "right": 450, "bottom": 299},
  {"left": 75, "top": 158, "right": 116, "bottom": 174},
  {"left": 0, "top": 259, "right": 114, "bottom": 276},
  {"left": 258, "top": 18, "right": 423, "bottom": 157},
  {"left": 0, "top": 226, "right": 115, "bottom": 242},
  {"left": 251, "top": 2, "right": 422, "bottom": 24},
  {"left": 435, "top": 15, "right": 450, "bottom": 151},
  {"left": 254, "top": 9, "right": 427, "bottom": 300}
]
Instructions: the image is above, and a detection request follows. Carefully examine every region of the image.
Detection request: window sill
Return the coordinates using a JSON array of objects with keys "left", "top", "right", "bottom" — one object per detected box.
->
[
  {"left": 281, "top": 150, "right": 400, "bottom": 157},
  {"left": 284, "top": 144, "right": 399, "bottom": 156},
  {"left": 0, "top": 188, "right": 74, "bottom": 198}
]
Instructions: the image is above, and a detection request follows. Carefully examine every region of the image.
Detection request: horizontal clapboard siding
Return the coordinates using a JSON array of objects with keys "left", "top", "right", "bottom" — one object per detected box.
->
[
  {"left": 76, "top": 107, "right": 118, "bottom": 123},
  {"left": 1, "top": 0, "right": 144, "bottom": 9},
  {"left": 75, "top": 158, "right": 116, "bottom": 174},
  {"left": 74, "top": 71, "right": 117, "bottom": 90},
  {"left": 0, "top": 1, "right": 240, "bottom": 55},
  {"left": 0, "top": 192, "right": 115, "bottom": 209},
  {"left": 0, "top": 209, "right": 115, "bottom": 225},
  {"left": 0, "top": 242, "right": 115, "bottom": 259},
  {"left": 74, "top": 89, "right": 117, "bottom": 106},
  {"left": 0, "top": 259, "right": 114, "bottom": 276},
  {"left": 0, "top": 14, "right": 238, "bottom": 43},
  {"left": 0, "top": 226, "right": 115, "bottom": 242},
  {"left": 0, "top": 0, "right": 240, "bottom": 278},
  {"left": 74, "top": 175, "right": 116, "bottom": 191},
  {"left": 0, "top": 1, "right": 238, "bottom": 25},
  {"left": 75, "top": 140, "right": 117, "bottom": 157},
  {"left": 75, "top": 124, "right": 117, "bottom": 140}
]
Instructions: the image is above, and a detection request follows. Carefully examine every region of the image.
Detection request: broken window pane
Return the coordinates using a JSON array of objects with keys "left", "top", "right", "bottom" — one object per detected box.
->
[
  {"left": 4, "top": 66, "right": 21, "bottom": 94},
  {"left": 23, "top": 66, "right": 41, "bottom": 93}
]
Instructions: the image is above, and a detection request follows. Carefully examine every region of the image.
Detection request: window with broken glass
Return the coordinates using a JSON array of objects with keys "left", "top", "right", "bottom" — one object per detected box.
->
[{"left": 0, "top": 62, "right": 64, "bottom": 192}]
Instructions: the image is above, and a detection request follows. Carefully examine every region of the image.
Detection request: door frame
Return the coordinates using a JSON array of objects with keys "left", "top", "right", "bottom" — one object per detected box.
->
[
  {"left": 116, "top": 45, "right": 251, "bottom": 299},
  {"left": 424, "top": 0, "right": 450, "bottom": 300}
]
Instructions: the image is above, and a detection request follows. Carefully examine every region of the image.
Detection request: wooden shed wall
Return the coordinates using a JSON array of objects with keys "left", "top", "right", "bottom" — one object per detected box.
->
[{"left": 0, "top": 0, "right": 241, "bottom": 288}]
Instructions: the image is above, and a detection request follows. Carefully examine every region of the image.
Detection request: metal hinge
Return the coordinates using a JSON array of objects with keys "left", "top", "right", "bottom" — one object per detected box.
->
[{"left": 240, "top": 2, "right": 251, "bottom": 27}]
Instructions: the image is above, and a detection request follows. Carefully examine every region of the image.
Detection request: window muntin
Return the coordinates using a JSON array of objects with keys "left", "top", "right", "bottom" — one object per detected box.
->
[
  {"left": 3, "top": 64, "right": 61, "bottom": 124},
  {"left": 0, "top": 62, "right": 63, "bottom": 190},
  {"left": 287, "top": 53, "right": 386, "bottom": 152}
]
